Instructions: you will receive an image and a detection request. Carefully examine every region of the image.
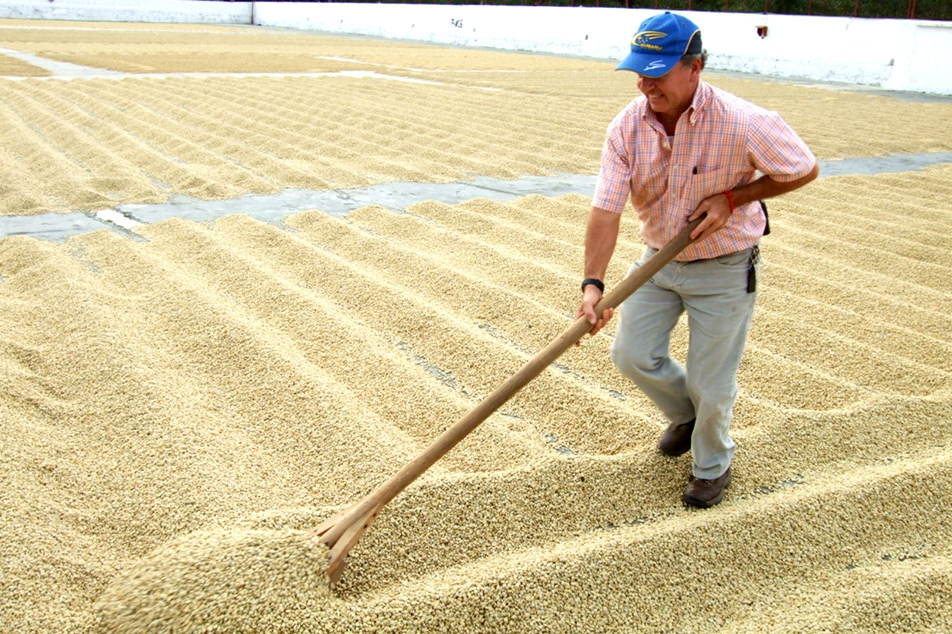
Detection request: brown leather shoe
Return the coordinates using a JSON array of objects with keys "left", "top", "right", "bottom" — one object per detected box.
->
[
  {"left": 658, "top": 418, "right": 695, "bottom": 456},
  {"left": 683, "top": 468, "right": 731, "bottom": 508}
]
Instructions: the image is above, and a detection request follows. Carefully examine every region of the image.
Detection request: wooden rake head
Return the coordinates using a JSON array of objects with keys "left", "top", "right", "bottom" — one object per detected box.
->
[{"left": 311, "top": 503, "right": 382, "bottom": 584}]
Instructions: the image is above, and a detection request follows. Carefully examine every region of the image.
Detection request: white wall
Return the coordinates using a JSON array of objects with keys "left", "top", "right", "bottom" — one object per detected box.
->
[
  {"left": 887, "top": 21, "right": 952, "bottom": 94},
  {"left": 679, "top": 11, "right": 903, "bottom": 87},
  {"left": 0, "top": 0, "right": 251, "bottom": 25},
  {"left": 254, "top": 3, "right": 952, "bottom": 95},
  {"left": 260, "top": 3, "right": 636, "bottom": 60},
  {"left": 1, "top": 1, "right": 949, "bottom": 95}
]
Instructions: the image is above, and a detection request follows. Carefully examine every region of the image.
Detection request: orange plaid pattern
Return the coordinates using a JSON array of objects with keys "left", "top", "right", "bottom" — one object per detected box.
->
[{"left": 592, "top": 81, "right": 816, "bottom": 261}]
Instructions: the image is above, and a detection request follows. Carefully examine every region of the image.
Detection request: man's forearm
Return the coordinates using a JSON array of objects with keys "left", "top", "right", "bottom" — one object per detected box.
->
[
  {"left": 732, "top": 163, "right": 820, "bottom": 207},
  {"left": 584, "top": 207, "right": 622, "bottom": 281}
]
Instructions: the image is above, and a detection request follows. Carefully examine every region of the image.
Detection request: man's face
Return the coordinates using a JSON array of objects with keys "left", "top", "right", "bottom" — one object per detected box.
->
[{"left": 637, "top": 59, "right": 701, "bottom": 120}]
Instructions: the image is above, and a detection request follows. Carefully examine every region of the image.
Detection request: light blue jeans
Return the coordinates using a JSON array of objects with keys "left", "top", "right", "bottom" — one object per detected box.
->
[{"left": 610, "top": 246, "right": 760, "bottom": 480}]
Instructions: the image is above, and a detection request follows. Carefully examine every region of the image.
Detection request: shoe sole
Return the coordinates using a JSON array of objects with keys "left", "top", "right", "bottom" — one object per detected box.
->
[{"left": 682, "top": 491, "right": 724, "bottom": 508}]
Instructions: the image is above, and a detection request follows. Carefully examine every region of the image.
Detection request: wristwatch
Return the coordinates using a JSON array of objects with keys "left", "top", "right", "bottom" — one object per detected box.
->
[{"left": 581, "top": 278, "right": 605, "bottom": 293}]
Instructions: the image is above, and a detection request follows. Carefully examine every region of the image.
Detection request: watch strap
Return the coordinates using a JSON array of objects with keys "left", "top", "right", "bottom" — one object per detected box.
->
[{"left": 581, "top": 278, "right": 605, "bottom": 293}]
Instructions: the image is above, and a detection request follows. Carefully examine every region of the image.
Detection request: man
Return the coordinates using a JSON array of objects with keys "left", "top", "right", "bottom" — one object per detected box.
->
[{"left": 577, "top": 12, "right": 818, "bottom": 508}]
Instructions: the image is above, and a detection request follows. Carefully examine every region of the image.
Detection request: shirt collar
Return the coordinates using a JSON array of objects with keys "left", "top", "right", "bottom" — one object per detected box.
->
[{"left": 688, "top": 80, "right": 712, "bottom": 124}]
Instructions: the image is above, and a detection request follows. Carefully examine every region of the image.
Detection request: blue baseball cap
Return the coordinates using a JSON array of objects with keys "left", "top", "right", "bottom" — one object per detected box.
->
[{"left": 616, "top": 12, "right": 702, "bottom": 78}]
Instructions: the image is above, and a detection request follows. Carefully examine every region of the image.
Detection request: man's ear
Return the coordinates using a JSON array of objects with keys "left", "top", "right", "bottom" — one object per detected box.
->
[{"left": 691, "top": 57, "right": 703, "bottom": 77}]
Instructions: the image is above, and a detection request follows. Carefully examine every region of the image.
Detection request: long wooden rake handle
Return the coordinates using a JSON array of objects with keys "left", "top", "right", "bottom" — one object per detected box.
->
[{"left": 313, "top": 217, "right": 703, "bottom": 584}]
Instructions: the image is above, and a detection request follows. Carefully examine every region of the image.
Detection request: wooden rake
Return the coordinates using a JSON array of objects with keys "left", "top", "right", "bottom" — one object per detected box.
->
[{"left": 312, "top": 218, "right": 703, "bottom": 584}]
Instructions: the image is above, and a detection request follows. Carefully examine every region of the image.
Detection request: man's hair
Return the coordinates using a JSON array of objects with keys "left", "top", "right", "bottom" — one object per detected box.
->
[
  {"left": 680, "top": 49, "right": 708, "bottom": 71},
  {"left": 680, "top": 32, "right": 706, "bottom": 70}
]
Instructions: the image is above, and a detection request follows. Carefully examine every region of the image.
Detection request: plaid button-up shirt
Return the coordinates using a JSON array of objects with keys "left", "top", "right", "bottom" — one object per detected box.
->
[{"left": 592, "top": 81, "right": 816, "bottom": 261}]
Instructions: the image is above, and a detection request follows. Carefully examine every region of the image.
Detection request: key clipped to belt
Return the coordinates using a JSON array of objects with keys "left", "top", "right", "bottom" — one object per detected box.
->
[{"left": 747, "top": 245, "right": 760, "bottom": 293}]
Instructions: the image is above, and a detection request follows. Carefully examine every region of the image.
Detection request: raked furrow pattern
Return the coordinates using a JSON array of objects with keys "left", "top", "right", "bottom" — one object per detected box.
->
[
  {"left": 3, "top": 176, "right": 951, "bottom": 631},
  {"left": 1, "top": 19, "right": 951, "bottom": 634}
]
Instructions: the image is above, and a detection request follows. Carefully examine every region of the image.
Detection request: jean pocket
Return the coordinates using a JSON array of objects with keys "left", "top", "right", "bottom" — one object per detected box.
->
[{"left": 713, "top": 249, "right": 750, "bottom": 267}]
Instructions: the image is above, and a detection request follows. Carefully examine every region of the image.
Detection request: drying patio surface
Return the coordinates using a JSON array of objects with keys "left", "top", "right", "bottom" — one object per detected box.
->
[
  {"left": 1, "top": 18, "right": 950, "bottom": 634},
  {"left": 2, "top": 20, "right": 951, "bottom": 218}
]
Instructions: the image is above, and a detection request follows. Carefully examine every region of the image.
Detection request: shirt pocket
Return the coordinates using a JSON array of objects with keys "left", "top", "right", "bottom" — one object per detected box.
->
[{"left": 687, "top": 167, "right": 735, "bottom": 208}]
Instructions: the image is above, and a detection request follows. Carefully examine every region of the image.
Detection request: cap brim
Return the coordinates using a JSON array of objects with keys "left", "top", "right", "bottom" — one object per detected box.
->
[{"left": 615, "top": 52, "right": 679, "bottom": 78}]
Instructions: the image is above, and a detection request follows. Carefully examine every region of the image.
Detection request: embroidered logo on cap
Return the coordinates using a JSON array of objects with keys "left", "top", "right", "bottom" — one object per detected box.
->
[
  {"left": 644, "top": 60, "right": 667, "bottom": 72},
  {"left": 632, "top": 30, "right": 667, "bottom": 51}
]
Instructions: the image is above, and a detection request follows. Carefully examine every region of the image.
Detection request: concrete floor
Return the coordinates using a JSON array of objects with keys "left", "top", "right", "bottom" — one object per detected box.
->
[{"left": 4, "top": 152, "right": 952, "bottom": 242}]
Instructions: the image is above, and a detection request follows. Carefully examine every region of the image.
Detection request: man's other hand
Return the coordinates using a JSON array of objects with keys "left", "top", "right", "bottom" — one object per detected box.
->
[{"left": 575, "top": 286, "right": 614, "bottom": 346}]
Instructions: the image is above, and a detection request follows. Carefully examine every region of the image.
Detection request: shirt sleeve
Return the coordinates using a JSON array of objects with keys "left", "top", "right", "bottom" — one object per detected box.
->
[
  {"left": 591, "top": 121, "right": 631, "bottom": 214},
  {"left": 746, "top": 109, "right": 817, "bottom": 182}
]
